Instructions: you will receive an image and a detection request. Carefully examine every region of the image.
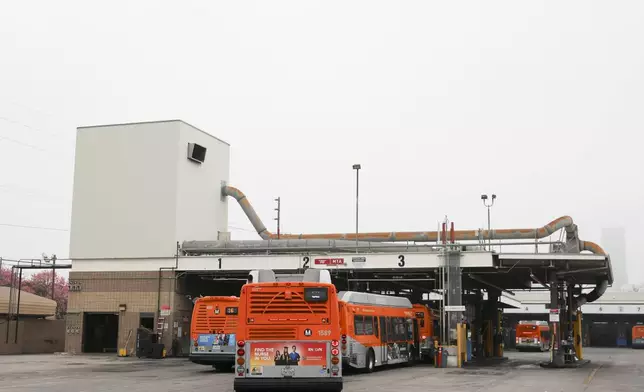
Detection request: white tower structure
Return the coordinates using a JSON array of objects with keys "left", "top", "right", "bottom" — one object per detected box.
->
[{"left": 69, "top": 120, "right": 230, "bottom": 259}]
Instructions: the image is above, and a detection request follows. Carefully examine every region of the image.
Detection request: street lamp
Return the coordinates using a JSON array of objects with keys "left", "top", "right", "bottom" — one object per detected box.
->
[
  {"left": 481, "top": 194, "right": 496, "bottom": 250},
  {"left": 352, "top": 164, "right": 361, "bottom": 252}
]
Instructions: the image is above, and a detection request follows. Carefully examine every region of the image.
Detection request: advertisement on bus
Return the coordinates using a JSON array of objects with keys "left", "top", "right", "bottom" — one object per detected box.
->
[
  {"left": 197, "top": 333, "right": 236, "bottom": 349},
  {"left": 248, "top": 342, "right": 327, "bottom": 375}
]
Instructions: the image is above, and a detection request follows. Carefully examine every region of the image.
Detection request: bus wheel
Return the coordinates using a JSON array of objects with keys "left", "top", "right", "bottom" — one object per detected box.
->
[
  {"left": 213, "top": 364, "right": 230, "bottom": 372},
  {"left": 366, "top": 349, "right": 375, "bottom": 373},
  {"left": 406, "top": 346, "right": 416, "bottom": 366}
]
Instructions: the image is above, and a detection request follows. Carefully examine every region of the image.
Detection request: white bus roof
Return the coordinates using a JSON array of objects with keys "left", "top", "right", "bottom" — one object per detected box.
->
[
  {"left": 518, "top": 320, "right": 548, "bottom": 326},
  {"left": 337, "top": 291, "right": 413, "bottom": 308}
]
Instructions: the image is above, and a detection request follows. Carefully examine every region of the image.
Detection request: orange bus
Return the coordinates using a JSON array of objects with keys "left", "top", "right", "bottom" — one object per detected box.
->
[
  {"left": 632, "top": 325, "right": 644, "bottom": 349},
  {"left": 515, "top": 320, "right": 550, "bottom": 351},
  {"left": 338, "top": 291, "right": 420, "bottom": 371},
  {"left": 412, "top": 304, "right": 435, "bottom": 361},
  {"left": 234, "top": 270, "right": 342, "bottom": 392},
  {"left": 189, "top": 296, "right": 239, "bottom": 370}
]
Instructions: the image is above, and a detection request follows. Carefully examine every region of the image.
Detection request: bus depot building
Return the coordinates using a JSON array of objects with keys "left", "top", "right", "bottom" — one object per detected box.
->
[{"left": 64, "top": 120, "right": 617, "bottom": 358}]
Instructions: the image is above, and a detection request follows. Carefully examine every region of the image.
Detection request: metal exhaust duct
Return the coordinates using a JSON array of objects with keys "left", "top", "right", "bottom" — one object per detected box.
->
[{"left": 222, "top": 185, "right": 611, "bottom": 305}]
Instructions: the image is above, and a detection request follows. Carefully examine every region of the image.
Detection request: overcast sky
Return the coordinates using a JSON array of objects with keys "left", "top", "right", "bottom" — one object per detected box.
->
[{"left": 1, "top": 1, "right": 642, "bottom": 283}]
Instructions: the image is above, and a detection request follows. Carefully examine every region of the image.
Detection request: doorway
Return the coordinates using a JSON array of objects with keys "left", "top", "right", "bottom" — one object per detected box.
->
[
  {"left": 83, "top": 313, "right": 119, "bottom": 353},
  {"left": 139, "top": 313, "right": 155, "bottom": 330}
]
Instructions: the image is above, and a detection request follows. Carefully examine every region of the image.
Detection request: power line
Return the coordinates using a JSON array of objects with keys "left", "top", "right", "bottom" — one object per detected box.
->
[
  {"left": 0, "top": 134, "right": 48, "bottom": 152},
  {"left": 0, "top": 223, "right": 69, "bottom": 232},
  {"left": 0, "top": 116, "right": 70, "bottom": 137},
  {"left": 228, "top": 225, "right": 257, "bottom": 233}
]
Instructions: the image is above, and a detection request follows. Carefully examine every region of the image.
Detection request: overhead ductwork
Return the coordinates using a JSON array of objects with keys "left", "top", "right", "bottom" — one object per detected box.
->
[
  {"left": 224, "top": 186, "right": 577, "bottom": 243},
  {"left": 222, "top": 185, "right": 611, "bottom": 305},
  {"left": 182, "top": 239, "right": 437, "bottom": 254},
  {"left": 574, "top": 240, "right": 610, "bottom": 307}
]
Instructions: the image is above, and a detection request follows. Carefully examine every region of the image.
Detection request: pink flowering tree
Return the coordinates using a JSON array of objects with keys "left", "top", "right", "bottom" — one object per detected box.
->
[
  {"left": 0, "top": 266, "right": 12, "bottom": 286},
  {"left": 23, "top": 271, "right": 69, "bottom": 318}
]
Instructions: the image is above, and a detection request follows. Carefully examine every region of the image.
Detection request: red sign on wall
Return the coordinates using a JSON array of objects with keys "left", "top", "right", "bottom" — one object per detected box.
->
[{"left": 314, "top": 258, "right": 344, "bottom": 265}]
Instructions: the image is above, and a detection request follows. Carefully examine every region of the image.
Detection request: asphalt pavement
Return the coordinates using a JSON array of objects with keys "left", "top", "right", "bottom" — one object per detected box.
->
[{"left": 0, "top": 348, "right": 642, "bottom": 391}]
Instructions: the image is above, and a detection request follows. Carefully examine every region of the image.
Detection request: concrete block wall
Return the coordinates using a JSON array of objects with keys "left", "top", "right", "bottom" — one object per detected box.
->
[
  {"left": 0, "top": 319, "right": 65, "bottom": 354},
  {"left": 65, "top": 271, "right": 178, "bottom": 354}
]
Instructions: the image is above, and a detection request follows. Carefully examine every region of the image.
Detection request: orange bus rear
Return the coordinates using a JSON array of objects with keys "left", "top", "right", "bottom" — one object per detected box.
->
[
  {"left": 412, "top": 304, "right": 434, "bottom": 361},
  {"left": 338, "top": 292, "right": 420, "bottom": 371},
  {"left": 632, "top": 325, "right": 644, "bottom": 349},
  {"left": 189, "top": 296, "right": 239, "bottom": 370},
  {"left": 515, "top": 321, "right": 550, "bottom": 352},
  {"left": 234, "top": 270, "right": 342, "bottom": 392}
]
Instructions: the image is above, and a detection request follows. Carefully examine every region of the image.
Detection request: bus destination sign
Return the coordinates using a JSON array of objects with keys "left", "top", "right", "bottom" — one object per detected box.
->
[{"left": 314, "top": 258, "right": 345, "bottom": 266}]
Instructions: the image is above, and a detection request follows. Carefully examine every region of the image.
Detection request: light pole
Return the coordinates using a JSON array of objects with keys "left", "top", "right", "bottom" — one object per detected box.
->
[
  {"left": 352, "top": 164, "right": 361, "bottom": 252},
  {"left": 481, "top": 194, "right": 496, "bottom": 250}
]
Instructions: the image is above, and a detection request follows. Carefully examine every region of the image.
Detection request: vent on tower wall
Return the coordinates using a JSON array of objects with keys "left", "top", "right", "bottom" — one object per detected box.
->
[{"left": 187, "top": 143, "right": 207, "bottom": 164}]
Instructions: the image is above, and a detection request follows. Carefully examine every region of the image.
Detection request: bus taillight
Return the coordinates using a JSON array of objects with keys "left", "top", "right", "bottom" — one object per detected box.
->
[
  {"left": 237, "top": 349, "right": 245, "bottom": 356},
  {"left": 331, "top": 340, "right": 339, "bottom": 347},
  {"left": 237, "top": 357, "right": 245, "bottom": 365},
  {"left": 237, "top": 340, "right": 245, "bottom": 347},
  {"left": 331, "top": 357, "right": 340, "bottom": 365}
]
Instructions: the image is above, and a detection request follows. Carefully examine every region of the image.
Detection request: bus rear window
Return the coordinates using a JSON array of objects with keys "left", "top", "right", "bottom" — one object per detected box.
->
[
  {"left": 304, "top": 287, "right": 328, "bottom": 302},
  {"left": 516, "top": 325, "right": 538, "bottom": 335}
]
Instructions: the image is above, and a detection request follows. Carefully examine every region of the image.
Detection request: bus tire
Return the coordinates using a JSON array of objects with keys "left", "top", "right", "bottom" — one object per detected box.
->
[
  {"left": 406, "top": 346, "right": 416, "bottom": 366},
  {"left": 213, "top": 364, "right": 231, "bottom": 372},
  {"left": 366, "top": 349, "right": 375, "bottom": 373}
]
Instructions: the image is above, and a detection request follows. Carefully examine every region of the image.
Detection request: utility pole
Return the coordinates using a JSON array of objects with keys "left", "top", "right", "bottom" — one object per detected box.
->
[
  {"left": 51, "top": 254, "right": 57, "bottom": 301},
  {"left": 274, "top": 197, "right": 281, "bottom": 239}
]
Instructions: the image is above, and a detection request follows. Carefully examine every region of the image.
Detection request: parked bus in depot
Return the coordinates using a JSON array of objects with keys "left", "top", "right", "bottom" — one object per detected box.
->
[
  {"left": 515, "top": 320, "right": 550, "bottom": 351},
  {"left": 189, "top": 296, "right": 239, "bottom": 371},
  {"left": 412, "top": 304, "right": 435, "bottom": 362},
  {"left": 632, "top": 325, "right": 644, "bottom": 349},
  {"left": 338, "top": 291, "right": 420, "bottom": 372},
  {"left": 234, "top": 269, "right": 342, "bottom": 392}
]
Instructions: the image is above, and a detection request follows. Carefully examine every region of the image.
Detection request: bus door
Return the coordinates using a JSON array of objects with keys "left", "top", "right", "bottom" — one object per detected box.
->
[{"left": 379, "top": 316, "right": 387, "bottom": 364}]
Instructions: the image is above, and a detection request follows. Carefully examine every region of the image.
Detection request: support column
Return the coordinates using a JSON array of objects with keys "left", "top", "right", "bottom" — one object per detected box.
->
[
  {"left": 472, "top": 290, "right": 483, "bottom": 359},
  {"left": 486, "top": 289, "right": 501, "bottom": 358},
  {"left": 549, "top": 272, "right": 564, "bottom": 367},
  {"left": 442, "top": 249, "right": 462, "bottom": 345}
]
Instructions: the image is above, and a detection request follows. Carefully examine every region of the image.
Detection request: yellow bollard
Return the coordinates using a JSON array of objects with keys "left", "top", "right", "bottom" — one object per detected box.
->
[
  {"left": 483, "top": 320, "right": 493, "bottom": 357},
  {"left": 495, "top": 310, "right": 504, "bottom": 357},
  {"left": 456, "top": 324, "right": 463, "bottom": 367},
  {"left": 573, "top": 311, "right": 583, "bottom": 360}
]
